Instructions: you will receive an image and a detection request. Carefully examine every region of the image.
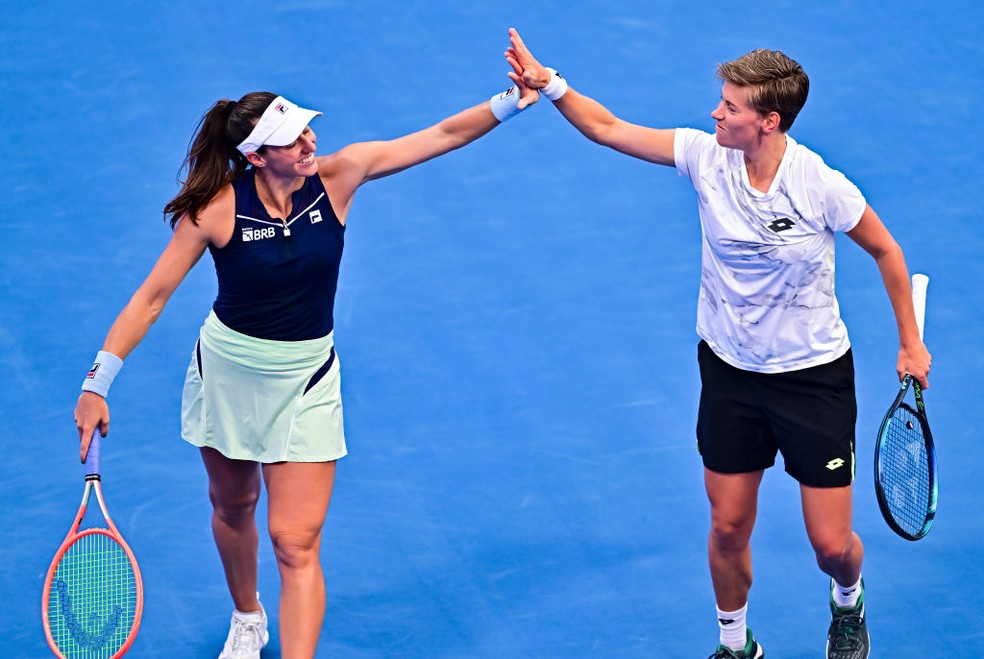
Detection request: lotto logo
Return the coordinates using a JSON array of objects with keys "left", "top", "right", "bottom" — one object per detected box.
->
[
  {"left": 767, "top": 218, "right": 795, "bottom": 233},
  {"left": 826, "top": 458, "right": 845, "bottom": 471},
  {"left": 242, "top": 227, "right": 277, "bottom": 242}
]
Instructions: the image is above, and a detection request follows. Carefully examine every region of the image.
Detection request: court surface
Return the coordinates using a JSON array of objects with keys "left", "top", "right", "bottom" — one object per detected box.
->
[{"left": 3, "top": 1, "right": 982, "bottom": 656}]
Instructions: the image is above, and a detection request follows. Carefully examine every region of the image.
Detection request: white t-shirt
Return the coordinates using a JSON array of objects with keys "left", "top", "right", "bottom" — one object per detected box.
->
[{"left": 674, "top": 128, "right": 866, "bottom": 373}]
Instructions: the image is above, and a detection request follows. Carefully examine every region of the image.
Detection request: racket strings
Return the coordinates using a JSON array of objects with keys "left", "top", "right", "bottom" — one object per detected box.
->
[
  {"left": 879, "top": 403, "right": 931, "bottom": 537},
  {"left": 47, "top": 532, "right": 138, "bottom": 657}
]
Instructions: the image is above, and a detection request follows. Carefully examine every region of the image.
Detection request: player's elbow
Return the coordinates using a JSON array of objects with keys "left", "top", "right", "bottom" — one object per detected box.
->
[
  {"left": 131, "top": 295, "right": 166, "bottom": 327},
  {"left": 872, "top": 238, "right": 904, "bottom": 264}
]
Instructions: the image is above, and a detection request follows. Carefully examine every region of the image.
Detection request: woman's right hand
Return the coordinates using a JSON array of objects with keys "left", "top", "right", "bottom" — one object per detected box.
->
[{"left": 75, "top": 391, "right": 109, "bottom": 463}]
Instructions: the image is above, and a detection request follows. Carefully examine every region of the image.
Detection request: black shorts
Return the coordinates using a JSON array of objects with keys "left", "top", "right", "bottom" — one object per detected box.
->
[{"left": 696, "top": 340, "right": 857, "bottom": 488}]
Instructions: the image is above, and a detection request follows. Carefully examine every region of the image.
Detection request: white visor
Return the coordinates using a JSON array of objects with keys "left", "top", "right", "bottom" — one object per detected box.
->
[{"left": 236, "top": 96, "right": 322, "bottom": 155}]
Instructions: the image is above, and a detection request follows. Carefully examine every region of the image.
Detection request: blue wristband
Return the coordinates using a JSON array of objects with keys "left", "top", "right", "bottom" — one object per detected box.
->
[
  {"left": 489, "top": 86, "right": 524, "bottom": 122},
  {"left": 81, "top": 350, "right": 123, "bottom": 398}
]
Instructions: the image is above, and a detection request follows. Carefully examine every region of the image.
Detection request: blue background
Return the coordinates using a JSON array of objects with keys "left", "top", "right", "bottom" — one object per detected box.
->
[{"left": 2, "top": 1, "right": 981, "bottom": 656}]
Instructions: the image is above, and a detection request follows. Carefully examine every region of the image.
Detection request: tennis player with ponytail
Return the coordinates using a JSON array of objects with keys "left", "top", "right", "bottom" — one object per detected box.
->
[
  {"left": 505, "top": 28, "right": 930, "bottom": 659},
  {"left": 73, "top": 70, "right": 538, "bottom": 657}
]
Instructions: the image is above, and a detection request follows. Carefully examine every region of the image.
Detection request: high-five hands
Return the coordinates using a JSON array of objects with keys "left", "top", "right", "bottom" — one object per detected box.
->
[{"left": 506, "top": 28, "right": 551, "bottom": 94}]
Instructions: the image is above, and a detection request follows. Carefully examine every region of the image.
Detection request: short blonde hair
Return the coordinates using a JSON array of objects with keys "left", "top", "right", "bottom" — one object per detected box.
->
[{"left": 717, "top": 49, "right": 809, "bottom": 132}]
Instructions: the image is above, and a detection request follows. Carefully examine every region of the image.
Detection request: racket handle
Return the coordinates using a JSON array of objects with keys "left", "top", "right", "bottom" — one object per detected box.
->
[
  {"left": 85, "top": 429, "right": 102, "bottom": 477},
  {"left": 911, "top": 273, "right": 929, "bottom": 341}
]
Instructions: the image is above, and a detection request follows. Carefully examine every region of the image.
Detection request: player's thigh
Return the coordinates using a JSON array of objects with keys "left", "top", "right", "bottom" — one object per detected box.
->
[
  {"left": 705, "top": 468, "right": 765, "bottom": 532},
  {"left": 263, "top": 461, "right": 337, "bottom": 540},
  {"left": 800, "top": 483, "right": 855, "bottom": 552},
  {"left": 200, "top": 446, "right": 262, "bottom": 510}
]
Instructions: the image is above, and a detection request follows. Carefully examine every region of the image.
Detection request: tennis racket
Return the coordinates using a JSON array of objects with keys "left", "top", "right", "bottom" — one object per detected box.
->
[
  {"left": 873, "top": 273, "right": 937, "bottom": 541},
  {"left": 42, "top": 430, "right": 144, "bottom": 657}
]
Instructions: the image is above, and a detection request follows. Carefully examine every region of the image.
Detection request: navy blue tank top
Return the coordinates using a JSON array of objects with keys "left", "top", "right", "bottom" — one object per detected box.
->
[{"left": 209, "top": 169, "right": 345, "bottom": 340}]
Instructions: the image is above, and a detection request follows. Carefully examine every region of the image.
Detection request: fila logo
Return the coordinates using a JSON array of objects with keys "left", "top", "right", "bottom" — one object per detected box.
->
[
  {"left": 275, "top": 103, "right": 288, "bottom": 114},
  {"left": 826, "top": 458, "right": 846, "bottom": 471},
  {"left": 310, "top": 209, "right": 322, "bottom": 224},
  {"left": 242, "top": 227, "right": 277, "bottom": 242},
  {"left": 86, "top": 363, "right": 100, "bottom": 379},
  {"left": 767, "top": 218, "right": 795, "bottom": 233}
]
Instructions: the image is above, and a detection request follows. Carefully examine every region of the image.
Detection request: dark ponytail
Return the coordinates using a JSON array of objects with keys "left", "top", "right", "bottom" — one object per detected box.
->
[{"left": 163, "top": 92, "right": 278, "bottom": 228}]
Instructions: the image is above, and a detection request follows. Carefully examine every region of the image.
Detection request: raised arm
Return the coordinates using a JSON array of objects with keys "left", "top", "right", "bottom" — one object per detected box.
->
[
  {"left": 506, "top": 27, "right": 676, "bottom": 166},
  {"left": 846, "top": 205, "right": 932, "bottom": 388},
  {"left": 319, "top": 79, "right": 539, "bottom": 221},
  {"left": 74, "top": 195, "right": 220, "bottom": 459}
]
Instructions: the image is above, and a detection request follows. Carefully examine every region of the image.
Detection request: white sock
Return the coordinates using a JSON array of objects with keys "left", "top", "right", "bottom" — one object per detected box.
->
[
  {"left": 233, "top": 605, "right": 265, "bottom": 621},
  {"left": 717, "top": 603, "right": 748, "bottom": 651},
  {"left": 832, "top": 576, "right": 862, "bottom": 610}
]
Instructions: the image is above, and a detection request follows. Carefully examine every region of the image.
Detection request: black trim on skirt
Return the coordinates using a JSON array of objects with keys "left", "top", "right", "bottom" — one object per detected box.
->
[{"left": 303, "top": 347, "right": 337, "bottom": 394}]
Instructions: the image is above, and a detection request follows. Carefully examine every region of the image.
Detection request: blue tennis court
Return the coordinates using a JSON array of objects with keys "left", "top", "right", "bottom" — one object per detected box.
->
[{"left": 3, "top": 1, "right": 982, "bottom": 656}]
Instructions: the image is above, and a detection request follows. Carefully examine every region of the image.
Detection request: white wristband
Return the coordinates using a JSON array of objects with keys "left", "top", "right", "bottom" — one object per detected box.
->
[
  {"left": 541, "top": 68, "right": 568, "bottom": 101},
  {"left": 81, "top": 350, "right": 123, "bottom": 398},
  {"left": 489, "top": 86, "right": 524, "bottom": 122}
]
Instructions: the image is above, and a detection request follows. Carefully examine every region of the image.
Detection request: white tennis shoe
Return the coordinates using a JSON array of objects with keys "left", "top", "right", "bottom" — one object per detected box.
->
[{"left": 218, "top": 595, "right": 269, "bottom": 659}]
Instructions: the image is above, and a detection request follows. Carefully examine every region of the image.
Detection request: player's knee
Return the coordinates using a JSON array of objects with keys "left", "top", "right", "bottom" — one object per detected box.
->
[
  {"left": 209, "top": 486, "right": 260, "bottom": 526},
  {"left": 269, "top": 527, "right": 321, "bottom": 570},
  {"left": 709, "top": 518, "right": 753, "bottom": 552},
  {"left": 812, "top": 534, "right": 853, "bottom": 565}
]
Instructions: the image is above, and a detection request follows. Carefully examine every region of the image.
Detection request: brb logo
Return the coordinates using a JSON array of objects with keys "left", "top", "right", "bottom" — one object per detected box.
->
[{"left": 242, "top": 227, "right": 277, "bottom": 242}]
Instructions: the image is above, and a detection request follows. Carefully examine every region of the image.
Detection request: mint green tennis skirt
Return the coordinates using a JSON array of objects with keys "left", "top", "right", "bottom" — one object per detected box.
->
[{"left": 180, "top": 311, "right": 347, "bottom": 463}]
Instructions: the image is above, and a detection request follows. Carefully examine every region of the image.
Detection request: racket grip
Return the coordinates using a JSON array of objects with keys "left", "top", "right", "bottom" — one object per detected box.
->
[
  {"left": 911, "top": 273, "right": 929, "bottom": 341},
  {"left": 85, "top": 429, "right": 102, "bottom": 476}
]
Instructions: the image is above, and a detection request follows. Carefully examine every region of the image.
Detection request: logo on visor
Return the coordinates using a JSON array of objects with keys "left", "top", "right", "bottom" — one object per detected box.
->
[{"left": 275, "top": 103, "right": 288, "bottom": 114}]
